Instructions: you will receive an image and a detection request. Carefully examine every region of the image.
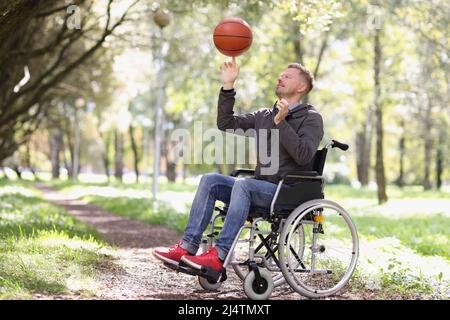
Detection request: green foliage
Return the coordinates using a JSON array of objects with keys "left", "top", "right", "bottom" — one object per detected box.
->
[
  {"left": 0, "top": 180, "right": 110, "bottom": 299},
  {"left": 383, "top": 256, "right": 431, "bottom": 292},
  {"left": 276, "top": 0, "right": 344, "bottom": 33}
]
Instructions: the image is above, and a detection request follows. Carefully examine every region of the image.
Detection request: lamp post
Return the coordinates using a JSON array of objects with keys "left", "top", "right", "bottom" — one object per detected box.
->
[{"left": 152, "top": 8, "right": 170, "bottom": 206}]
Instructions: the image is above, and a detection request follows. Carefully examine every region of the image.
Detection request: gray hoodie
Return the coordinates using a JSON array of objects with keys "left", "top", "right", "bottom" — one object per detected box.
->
[{"left": 217, "top": 88, "right": 324, "bottom": 184}]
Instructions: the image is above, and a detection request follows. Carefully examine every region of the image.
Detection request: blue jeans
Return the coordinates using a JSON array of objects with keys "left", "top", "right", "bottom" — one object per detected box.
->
[{"left": 181, "top": 173, "right": 278, "bottom": 261}]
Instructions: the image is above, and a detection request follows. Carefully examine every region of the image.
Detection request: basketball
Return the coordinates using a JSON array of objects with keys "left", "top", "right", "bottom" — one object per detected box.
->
[{"left": 213, "top": 17, "right": 253, "bottom": 57}]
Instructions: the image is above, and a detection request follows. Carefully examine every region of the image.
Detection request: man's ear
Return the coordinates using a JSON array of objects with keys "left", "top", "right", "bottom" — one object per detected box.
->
[{"left": 297, "top": 82, "right": 307, "bottom": 94}]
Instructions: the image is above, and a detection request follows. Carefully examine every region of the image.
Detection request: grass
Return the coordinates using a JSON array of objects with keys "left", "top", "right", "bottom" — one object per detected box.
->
[
  {"left": 46, "top": 178, "right": 198, "bottom": 193},
  {"left": 351, "top": 214, "right": 450, "bottom": 258},
  {"left": 326, "top": 184, "right": 450, "bottom": 200},
  {"left": 0, "top": 179, "right": 112, "bottom": 299}
]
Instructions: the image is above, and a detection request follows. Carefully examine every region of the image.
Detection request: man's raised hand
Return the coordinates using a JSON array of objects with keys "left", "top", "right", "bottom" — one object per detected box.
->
[{"left": 221, "top": 56, "right": 240, "bottom": 90}]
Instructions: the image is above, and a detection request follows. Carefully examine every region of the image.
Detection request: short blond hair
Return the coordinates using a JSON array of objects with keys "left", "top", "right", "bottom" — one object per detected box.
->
[{"left": 287, "top": 63, "right": 314, "bottom": 95}]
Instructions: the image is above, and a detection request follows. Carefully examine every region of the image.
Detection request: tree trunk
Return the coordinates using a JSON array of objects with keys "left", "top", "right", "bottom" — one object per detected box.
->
[
  {"left": 216, "top": 164, "right": 223, "bottom": 174},
  {"left": 293, "top": 21, "right": 304, "bottom": 65},
  {"left": 293, "top": 21, "right": 306, "bottom": 103},
  {"left": 164, "top": 139, "right": 176, "bottom": 182},
  {"left": 292, "top": 22, "right": 330, "bottom": 105},
  {"left": 373, "top": 27, "right": 388, "bottom": 204},
  {"left": 49, "top": 128, "right": 63, "bottom": 179},
  {"left": 166, "top": 159, "right": 176, "bottom": 182},
  {"left": 114, "top": 129, "right": 124, "bottom": 182},
  {"left": 143, "top": 125, "right": 149, "bottom": 177},
  {"left": 129, "top": 125, "right": 140, "bottom": 183},
  {"left": 423, "top": 101, "right": 433, "bottom": 190},
  {"left": 72, "top": 111, "right": 81, "bottom": 181},
  {"left": 25, "top": 141, "right": 36, "bottom": 179},
  {"left": 101, "top": 131, "right": 111, "bottom": 182},
  {"left": 395, "top": 120, "right": 405, "bottom": 188},
  {"left": 160, "top": 117, "right": 177, "bottom": 182},
  {"left": 436, "top": 148, "right": 442, "bottom": 190},
  {"left": 13, "top": 165, "right": 22, "bottom": 179},
  {"left": 181, "top": 163, "right": 187, "bottom": 183},
  {"left": 356, "top": 108, "right": 373, "bottom": 186},
  {"left": 64, "top": 131, "right": 74, "bottom": 179}
]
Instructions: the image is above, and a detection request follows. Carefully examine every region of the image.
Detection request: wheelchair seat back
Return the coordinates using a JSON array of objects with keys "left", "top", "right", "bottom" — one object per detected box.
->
[
  {"left": 273, "top": 148, "right": 328, "bottom": 215},
  {"left": 312, "top": 148, "right": 328, "bottom": 175}
]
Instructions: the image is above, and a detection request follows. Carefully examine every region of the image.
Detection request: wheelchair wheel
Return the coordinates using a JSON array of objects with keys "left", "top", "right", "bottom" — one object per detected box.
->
[
  {"left": 279, "top": 199, "right": 359, "bottom": 298},
  {"left": 243, "top": 269, "right": 274, "bottom": 300},
  {"left": 231, "top": 220, "right": 288, "bottom": 287},
  {"left": 198, "top": 276, "right": 222, "bottom": 291}
]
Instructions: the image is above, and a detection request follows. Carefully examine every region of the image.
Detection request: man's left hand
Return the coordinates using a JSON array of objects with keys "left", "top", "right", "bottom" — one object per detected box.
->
[{"left": 274, "top": 98, "right": 289, "bottom": 125}]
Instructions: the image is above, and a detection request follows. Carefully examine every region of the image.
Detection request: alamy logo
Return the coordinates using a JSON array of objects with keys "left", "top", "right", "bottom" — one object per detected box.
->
[
  {"left": 66, "top": 3, "right": 81, "bottom": 30},
  {"left": 366, "top": 4, "right": 383, "bottom": 30},
  {"left": 170, "top": 122, "right": 280, "bottom": 175}
]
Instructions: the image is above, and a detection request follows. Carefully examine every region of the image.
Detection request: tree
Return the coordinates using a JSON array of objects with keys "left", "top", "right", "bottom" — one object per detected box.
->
[
  {"left": 373, "top": 24, "right": 388, "bottom": 204},
  {"left": 114, "top": 129, "right": 124, "bottom": 182},
  {"left": 392, "top": 0, "right": 449, "bottom": 189},
  {"left": 0, "top": 0, "right": 137, "bottom": 164},
  {"left": 129, "top": 124, "right": 141, "bottom": 183}
]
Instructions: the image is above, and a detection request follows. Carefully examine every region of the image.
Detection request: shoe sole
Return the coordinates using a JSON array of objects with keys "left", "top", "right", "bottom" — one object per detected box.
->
[
  {"left": 181, "top": 256, "right": 202, "bottom": 270},
  {"left": 153, "top": 250, "right": 180, "bottom": 267},
  {"left": 181, "top": 257, "right": 224, "bottom": 283}
]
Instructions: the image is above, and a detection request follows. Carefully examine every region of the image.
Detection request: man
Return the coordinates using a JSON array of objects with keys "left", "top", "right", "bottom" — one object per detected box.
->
[{"left": 153, "top": 57, "right": 324, "bottom": 278}]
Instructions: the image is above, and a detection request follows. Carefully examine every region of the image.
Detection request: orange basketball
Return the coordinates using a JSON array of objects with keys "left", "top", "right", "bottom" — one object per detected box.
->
[{"left": 213, "top": 17, "right": 253, "bottom": 57}]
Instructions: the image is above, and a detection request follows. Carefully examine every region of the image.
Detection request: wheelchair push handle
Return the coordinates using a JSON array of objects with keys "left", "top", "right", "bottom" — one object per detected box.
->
[{"left": 331, "top": 140, "right": 349, "bottom": 151}]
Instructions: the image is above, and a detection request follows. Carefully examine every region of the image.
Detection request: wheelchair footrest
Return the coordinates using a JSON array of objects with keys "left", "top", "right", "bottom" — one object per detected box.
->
[
  {"left": 164, "top": 261, "right": 227, "bottom": 283},
  {"left": 199, "top": 265, "right": 227, "bottom": 283},
  {"left": 164, "top": 261, "right": 199, "bottom": 277}
]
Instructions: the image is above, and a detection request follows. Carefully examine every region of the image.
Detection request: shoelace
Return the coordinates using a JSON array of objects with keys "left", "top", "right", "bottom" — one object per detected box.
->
[
  {"left": 199, "top": 247, "right": 216, "bottom": 257},
  {"left": 169, "top": 241, "right": 184, "bottom": 252}
]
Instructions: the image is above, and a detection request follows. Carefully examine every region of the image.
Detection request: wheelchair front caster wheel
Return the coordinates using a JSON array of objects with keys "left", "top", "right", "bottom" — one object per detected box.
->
[
  {"left": 198, "top": 276, "right": 221, "bottom": 291},
  {"left": 243, "top": 269, "right": 274, "bottom": 300}
]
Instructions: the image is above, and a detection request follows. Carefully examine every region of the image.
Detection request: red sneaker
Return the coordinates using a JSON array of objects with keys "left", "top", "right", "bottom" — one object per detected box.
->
[
  {"left": 153, "top": 242, "right": 190, "bottom": 266},
  {"left": 181, "top": 247, "right": 223, "bottom": 273}
]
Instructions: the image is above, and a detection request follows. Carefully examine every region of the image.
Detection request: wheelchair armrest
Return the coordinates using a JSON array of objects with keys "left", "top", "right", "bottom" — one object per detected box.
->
[
  {"left": 230, "top": 168, "right": 255, "bottom": 177},
  {"left": 281, "top": 171, "right": 321, "bottom": 180}
]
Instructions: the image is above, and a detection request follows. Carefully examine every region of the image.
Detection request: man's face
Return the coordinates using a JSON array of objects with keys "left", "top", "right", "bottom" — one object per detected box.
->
[{"left": 275, "top": 68, "right": 306, "bottom": 99}]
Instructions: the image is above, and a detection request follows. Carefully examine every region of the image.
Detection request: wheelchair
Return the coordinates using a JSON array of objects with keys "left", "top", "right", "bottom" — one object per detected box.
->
[{"left": 168, "top": 140, "right": 359, "bottom": 300}]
